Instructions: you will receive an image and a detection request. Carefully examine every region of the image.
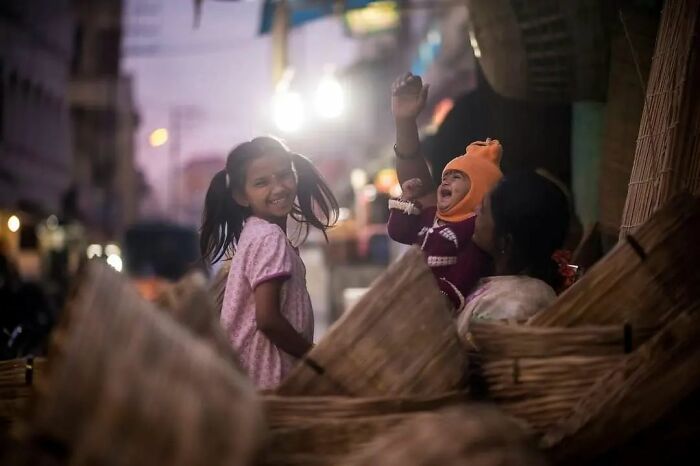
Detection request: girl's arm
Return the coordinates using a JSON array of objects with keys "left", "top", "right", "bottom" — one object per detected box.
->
[
  {"left": 255, "top": 278, "right": 312, "bottom": 358},
  {"left": 392, "top": 73, "right": 437, "bottom": 207}
]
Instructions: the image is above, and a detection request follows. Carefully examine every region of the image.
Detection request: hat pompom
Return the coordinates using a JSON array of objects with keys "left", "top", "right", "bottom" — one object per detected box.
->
[{"left": 466, "top": 138, "right": 502, "bottom": 166}]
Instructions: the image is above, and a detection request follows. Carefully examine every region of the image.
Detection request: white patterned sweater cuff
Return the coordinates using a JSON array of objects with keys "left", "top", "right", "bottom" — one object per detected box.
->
[{"left": 388, "top": 199, "right": 421, "bottom": 216}]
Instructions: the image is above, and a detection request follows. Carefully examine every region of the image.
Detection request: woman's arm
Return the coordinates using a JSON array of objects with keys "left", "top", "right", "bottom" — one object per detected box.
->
[
  {"left": 255, "top": 278, "right": 312, "bottom": 358},
  {"left": 392, "top": 73, "right": 437, "bottom": 206}
]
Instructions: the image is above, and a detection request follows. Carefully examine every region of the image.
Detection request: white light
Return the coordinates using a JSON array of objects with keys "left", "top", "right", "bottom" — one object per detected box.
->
[
  {"left": 106, "top": 254, "right": 123, "bottom": 272},
  {"left": 105, "top": 243, "right": 122, "bottom": 257},
  {"left": 314, "top": 74, "right": 345, "bottom": 119},
  {"left": 362, "top": 185, "right": 377, "bottom": 202},
  {"left": 7, "top": 215, "right": 20, "bottom": 233},
  {"left": 86, "top": 244, "right": 103, "bottom": 259},
  {"left": 338, "top": 207, "right": 351, "bottom": 222},
  {"left": 46, "top": 215, "right": 59, "bottom": 230},
  {"left": 427, "top": 29, "right": 441, "bottom": 45},
  {"left": 350, "top": 169, "right": 368, "bottom": 191},
  {"left": 273, "top": 90, "right": 304, "bottom": 133},
  {"left": 469, "top": 29, "right": 482, "bottom": 58}
]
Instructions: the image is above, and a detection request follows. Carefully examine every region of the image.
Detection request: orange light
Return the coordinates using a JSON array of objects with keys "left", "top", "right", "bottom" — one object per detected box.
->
[{"left": 374, "top": 168, "right": 398, "bottom": 194}]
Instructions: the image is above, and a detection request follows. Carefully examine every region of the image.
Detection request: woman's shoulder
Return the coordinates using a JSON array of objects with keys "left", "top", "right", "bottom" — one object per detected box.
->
[
  {"left": 483, "top": 275, "right": 555, "bottom": 298},
  {"left": 469, "top": 275, "right": 556, "bottom": 322}
]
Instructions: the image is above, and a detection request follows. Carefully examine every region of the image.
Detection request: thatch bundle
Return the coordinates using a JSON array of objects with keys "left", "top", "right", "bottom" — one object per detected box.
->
[
  {"left": 531, "top": 193, "right": 700, "bottom": 327},
  {"left": 619, "top": 0, "right": 700, "bottom": 236},
  {"left": 465, "top": 322, "right": 644, "bottom": 433},
  {"left": 258, "top": 392, "right": 470, "bottom": 466},
  {"left": 278, "top": 247, "right": 468, "bottom": 397},
  {"left": 12, "top": 261, "right": 263, "bottom": 466},
  {"left": 341, "top": 405, "right": 546, "bottom": 466},
  {"left": 263, "top": 391, "right": 469, "bottom": 428},
  {"left": 466, "top": 0, "right": 608, "bottom": 102},
  {"left": 155, "top": 270, "right": 240, "bottom": 368},
  {"left": 542, "top": 304, "right": 700, "bottom": 463}
]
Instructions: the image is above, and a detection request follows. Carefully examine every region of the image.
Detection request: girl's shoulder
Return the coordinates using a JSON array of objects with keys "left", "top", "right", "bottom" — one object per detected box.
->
[{"left": 240, "top": 217, "right": 288, "bottom": 245}]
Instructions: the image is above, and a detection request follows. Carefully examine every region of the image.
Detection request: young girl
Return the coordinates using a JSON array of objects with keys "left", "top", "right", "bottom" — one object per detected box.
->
[
  {"left": 456, "top": 171, "right": 570, "bottom": 338},
  {"left": 200, "top": 137, "right": 338, "bottom": 389}
]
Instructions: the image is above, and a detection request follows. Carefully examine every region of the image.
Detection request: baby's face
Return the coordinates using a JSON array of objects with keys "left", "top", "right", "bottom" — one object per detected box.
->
[{"left": 437, "top": 170, "right": 471, "bottom": 212}]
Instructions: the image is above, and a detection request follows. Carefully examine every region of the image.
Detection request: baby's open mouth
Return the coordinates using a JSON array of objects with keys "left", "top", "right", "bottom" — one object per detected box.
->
[{"left": 439, "top": 187, "right": 452, "bottom": 198}]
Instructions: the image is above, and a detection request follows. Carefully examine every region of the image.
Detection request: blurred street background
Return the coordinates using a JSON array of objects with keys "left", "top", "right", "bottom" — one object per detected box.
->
[{"left": 1, "top": 0, "right": 662, "bottom": 355}]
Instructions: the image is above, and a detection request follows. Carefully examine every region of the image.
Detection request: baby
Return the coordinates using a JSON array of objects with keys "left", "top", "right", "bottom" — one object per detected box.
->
[{"left": 388, "top": 139, "right": 503, "bottom": 310}]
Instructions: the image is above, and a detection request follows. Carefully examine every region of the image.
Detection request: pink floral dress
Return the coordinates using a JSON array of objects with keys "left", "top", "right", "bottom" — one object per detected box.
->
[{"left": 220, "top": 216, "right": 314, "bottom": 390}]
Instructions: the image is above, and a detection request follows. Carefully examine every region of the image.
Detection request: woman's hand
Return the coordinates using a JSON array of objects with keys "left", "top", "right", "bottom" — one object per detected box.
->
[{"left": 391, "top": 73, "right": 429, "bottom": 121}]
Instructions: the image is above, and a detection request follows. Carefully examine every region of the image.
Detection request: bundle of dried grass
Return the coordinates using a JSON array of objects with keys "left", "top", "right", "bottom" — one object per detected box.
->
[
  {"left": 465, "top": 321, "right": 652, "bottom": 433},
  {"left": 278, "top": 247, "right": 468, "bottom": 397},
  {"left": 12, "top": 261, "right": 263, "bottom": 466},
  {"left": 468, "top": 321, "right": 656, "bottom": 358},
  {"left": 263, "top": 391, "right": 469, "bottom": 428},
  {"left": 531, "top": 193, "right": 700, "bottom": 327},
  {"left": 155, "top": 270, "right": 240, "bottom": 368},
  {"left": 259, "top": 413, "right": 411, "bottom": 466},
  {"left": 466, "top": 0, "right": 608, "bottom": 102},
  {"left": 477, "top": 355, "right": 624, "bottom": 433},
  {"left": 340, "top": 405, "right": 546, "bottom": 466},
  {"left": 258, "top": 392, "right": 470, "bottom": 466},
  {"left": 619, "top": 0, "right": 700, "bottom": 236},
  {"left": 542, "top": 303, "right": 700, "bottom": 463}
]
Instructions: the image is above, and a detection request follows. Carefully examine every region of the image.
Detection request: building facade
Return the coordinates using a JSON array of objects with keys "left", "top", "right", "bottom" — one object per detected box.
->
[
  {"left": 0, "top": 0, "right": 74, "bottom": 214},
  {"left": 70, "top": 0, "right": 139, "bottom": 241}
]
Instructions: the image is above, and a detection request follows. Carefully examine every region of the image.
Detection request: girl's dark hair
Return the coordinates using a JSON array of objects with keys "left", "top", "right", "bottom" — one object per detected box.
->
[
  {"left": 200, "top": 136, "right": 339, "bottom": 264},
  {"left": 490, "top": 171, "right": 570, "bottom": 289}
]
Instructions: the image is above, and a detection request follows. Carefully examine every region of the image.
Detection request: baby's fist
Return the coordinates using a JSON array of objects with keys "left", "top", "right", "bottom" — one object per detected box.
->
[{"left": 401, "top": 178, "right": 424, "bottom": 201}]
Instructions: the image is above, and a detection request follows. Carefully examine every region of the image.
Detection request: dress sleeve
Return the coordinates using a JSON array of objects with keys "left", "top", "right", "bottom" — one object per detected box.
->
[{"left": 247, "top": 227, "right": 293, "bottom": 289}]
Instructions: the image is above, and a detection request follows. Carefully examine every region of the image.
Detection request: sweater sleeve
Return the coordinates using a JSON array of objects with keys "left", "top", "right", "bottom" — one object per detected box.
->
[{"left": 387, "top": 200, "right": 434, "bottom": 246}]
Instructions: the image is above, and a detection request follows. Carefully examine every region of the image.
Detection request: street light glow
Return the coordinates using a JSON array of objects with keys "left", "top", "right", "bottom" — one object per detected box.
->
[
  {"left": 86, "top": 244, "right": 102, "bottom": 259},
  {"left": 273, "top": 90, "right": 304, "bottom": 133},
  {"left": 7, "top": 215, "right": 20, "bottom": 233},
  {"left": 107, "top": 254, "right": 123, "bottom": 272},
  {"left": 149, "top": 128, "right": 169, "bottom": 147},
  {"left": 315, "top": 74, "right": 344, "bottom": 119},
  {"left": 350, "top": 169, "right": 368, "bottom": 191}
]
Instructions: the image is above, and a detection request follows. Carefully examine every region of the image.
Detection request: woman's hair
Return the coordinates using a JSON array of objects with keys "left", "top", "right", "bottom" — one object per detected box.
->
[
  {"left": 200, "top": 136, "right": 338, "bottom": 264},
  {"left": 490, "top": 171, "right": 569, "bottom": 289}
]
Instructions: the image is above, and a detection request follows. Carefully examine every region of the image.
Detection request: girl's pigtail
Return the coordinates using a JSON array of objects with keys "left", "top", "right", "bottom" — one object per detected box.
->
[
  {"left": 291, "top": 153, "right": 339, "bottom": 241},
  {"left": 200, "top": 169, "right": 244, "bottom": 264}
]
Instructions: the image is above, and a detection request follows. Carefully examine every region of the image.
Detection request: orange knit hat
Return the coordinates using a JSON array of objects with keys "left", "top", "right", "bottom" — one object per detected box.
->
[{"left": 436, "top": 138, "right": 503, "bottom": 223}]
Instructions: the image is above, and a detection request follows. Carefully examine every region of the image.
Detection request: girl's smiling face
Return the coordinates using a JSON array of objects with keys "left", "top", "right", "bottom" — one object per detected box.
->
[
  {"left": 234, "top": 153, "right": 297, "bottom": 222},
  {"left": 437, "top": 170, "right": 471, "bottom": 212}
]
